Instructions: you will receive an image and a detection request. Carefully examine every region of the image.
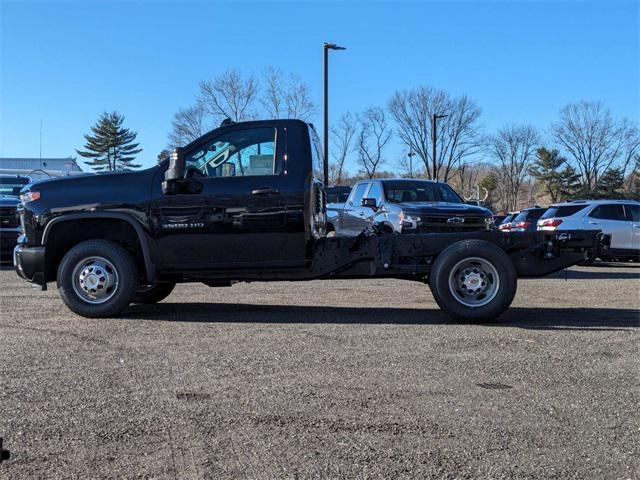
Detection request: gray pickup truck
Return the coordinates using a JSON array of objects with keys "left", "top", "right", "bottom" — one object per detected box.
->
[{"left": 327, "top": 178, "right": 494, "bottom": 236}]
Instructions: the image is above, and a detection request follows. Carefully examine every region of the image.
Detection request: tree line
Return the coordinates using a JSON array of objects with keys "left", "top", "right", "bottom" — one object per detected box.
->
[{"left": 76, "top": 67, "right": 639, "bottom": 212}]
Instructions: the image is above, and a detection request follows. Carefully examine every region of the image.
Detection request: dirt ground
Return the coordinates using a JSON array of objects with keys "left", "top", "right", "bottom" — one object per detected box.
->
[{"left": 1, "top": 264, "right": 638, "bottom": 479}]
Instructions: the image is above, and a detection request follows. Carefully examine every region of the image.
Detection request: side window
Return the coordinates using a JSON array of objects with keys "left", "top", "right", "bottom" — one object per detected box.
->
[
  {"left": 589, "top": 204, "right": 626, "bottom": 221},
  {"left": 626, "top": 204, "right": 640, "bottom": 222},
  {"left": 308, "top": 127, "right": 324, "bottom": 182},
  {"left": 184, "top": 127, "right": 277, "bottom": 178},
  {"left": 349, "top": 183, "right": 368, "bottom": 206},
  {"left": 367, "top": 183, "right": 383, "bottom": 204}
]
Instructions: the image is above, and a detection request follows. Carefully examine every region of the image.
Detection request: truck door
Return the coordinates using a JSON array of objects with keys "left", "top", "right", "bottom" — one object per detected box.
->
[
  {"left": 151, "top": 125, "right": 290, "bottom": 269},
  {"left": 342, "top": 182, "right": 369, "bottom": 236}
]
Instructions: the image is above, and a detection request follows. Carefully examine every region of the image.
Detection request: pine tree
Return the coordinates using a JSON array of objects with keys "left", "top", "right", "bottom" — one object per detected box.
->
[
  {"left": 76, "top": 112, "right": 142, "bottom": 172},
  {"left": 529, "top": 148, "right": 578, "bottom": 202}
]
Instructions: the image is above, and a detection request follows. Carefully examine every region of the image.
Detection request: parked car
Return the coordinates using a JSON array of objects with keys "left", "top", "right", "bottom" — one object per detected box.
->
[
  {"left": 497, "top": 212, "right": 519, "bottom": 232},
  {"left": 538, "top": 199, "right": 640, "bottom": 261},
  {"left": 326, "top": 185, "right": 351, "bottom": 204},
  {"left": 492, "top": 214, "right": 507, "bottom": 226},
  {"left": 0, "top": 175, "right": 30, "bottom": 263},
  {"left": 509, "top": 207, "right": 548, "bottom": 233},
  {"left": 327, "top": 179, "right": 494, "bottom": 236}
]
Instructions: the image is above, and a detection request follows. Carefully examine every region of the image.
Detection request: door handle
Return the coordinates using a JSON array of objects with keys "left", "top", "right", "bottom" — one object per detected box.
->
[
  {"left": 633, "top": 225, "right": 640, "bottom": 229},
  {"left": 251, "top": 187, "right": 279, "bottom": 195},
  {"left": 358, "top": 212, "right": 365, "bottom": 216},
  {"left": 588, "top": 221, "right": 598, "bottom": 225}
]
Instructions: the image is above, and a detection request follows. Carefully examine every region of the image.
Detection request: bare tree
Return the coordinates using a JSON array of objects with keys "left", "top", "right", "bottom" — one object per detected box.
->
[
  {"left": 489, "top": 124, "right": 540, "bottom": 211},
  {"left": 356, "top": 107, "right": 392, "bottom": 179},
  {"left": 329, "top": 111, "right": 357, "bottom": 184},
  {"left": 389, "top": 86, "right": 482, "bottom": 182},
  {"left": 261, "top": 67, "right": 316, "bottom": 121},
  {"left": 168, "top": 104, "right": 208, "bottom": 147},
  {"left": 552, "top": 100, "right": 640, "bottom": 191},
  {"left": 198, "top": 69, "right": 258, "bottom": 122}
]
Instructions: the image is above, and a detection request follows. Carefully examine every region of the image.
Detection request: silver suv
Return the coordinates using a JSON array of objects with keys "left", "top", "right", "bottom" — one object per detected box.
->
[{"left": 537, "top": 199, "right": 640, "bottom": 261}]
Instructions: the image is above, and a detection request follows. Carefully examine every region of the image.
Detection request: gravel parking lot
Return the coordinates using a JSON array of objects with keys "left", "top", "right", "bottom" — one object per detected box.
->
[{"left": 0, "top": 264, "right": 638, "bottom": 479}]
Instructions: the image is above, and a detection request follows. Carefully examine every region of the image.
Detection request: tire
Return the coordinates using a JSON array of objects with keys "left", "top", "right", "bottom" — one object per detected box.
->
[
  {"left": 57, "top": 239, "right": 138, "bottom": 318},
  {"left": 132, "top": 282, "right": 176, "bottom": 304},
  {"left": 429, "top": 239, "right": 517, "bottom": 323}
]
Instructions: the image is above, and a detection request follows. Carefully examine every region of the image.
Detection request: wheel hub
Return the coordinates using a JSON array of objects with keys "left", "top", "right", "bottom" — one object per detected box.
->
[
  {"left": 448, "top": 257, "right": 500, "bottom": 307},
  {"left": 72, "top": 257, "right": 119, "bottom": 304}
]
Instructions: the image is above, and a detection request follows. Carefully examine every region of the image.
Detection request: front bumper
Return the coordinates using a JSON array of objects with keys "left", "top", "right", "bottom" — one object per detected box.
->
[{"left": 13, "top": 240, "right": 46, "bottom": 288}]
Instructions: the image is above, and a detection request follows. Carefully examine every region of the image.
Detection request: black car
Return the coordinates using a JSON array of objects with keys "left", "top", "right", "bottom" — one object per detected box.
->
[
  {"left": 0, "top": 175, "right": 30, "bottom": 262},
  {"left": 509, "top": 207, "right": 548, "bottom": 232}
]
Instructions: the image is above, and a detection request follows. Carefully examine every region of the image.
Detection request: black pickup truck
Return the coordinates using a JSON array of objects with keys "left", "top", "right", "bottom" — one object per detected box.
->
[{"left": 14, "top": 119, "right": 604, "bottom": 321}]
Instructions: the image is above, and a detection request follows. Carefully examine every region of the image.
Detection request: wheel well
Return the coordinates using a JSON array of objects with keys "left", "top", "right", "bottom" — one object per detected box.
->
[{"left": 44, "top": 218, "right": 146, "bottom": 282}]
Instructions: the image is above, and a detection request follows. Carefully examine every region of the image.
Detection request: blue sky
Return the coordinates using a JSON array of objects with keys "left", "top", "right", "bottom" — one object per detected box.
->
[{"left": 1, "top": 0, "right": 638, "bottom": 171}]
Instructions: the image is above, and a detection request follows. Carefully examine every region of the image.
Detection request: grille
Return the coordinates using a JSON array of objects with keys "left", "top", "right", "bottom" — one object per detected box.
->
[
  {"left": 416, "top": 215, "right": 487, "bottom": 233},
  {"left": 0, "top": 207, "right": 19, "bottom": 228}
]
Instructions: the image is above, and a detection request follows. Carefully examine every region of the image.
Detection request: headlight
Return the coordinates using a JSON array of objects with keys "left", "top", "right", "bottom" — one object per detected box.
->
[
  {"left": 485, "top": 217, "right": 496, "bottom": 229},
  {"left": 399, "top": 211, "right": 418, "bottom": 229},
  {"left": 20, "top": 191, "right": 40, "bottom": 203}
]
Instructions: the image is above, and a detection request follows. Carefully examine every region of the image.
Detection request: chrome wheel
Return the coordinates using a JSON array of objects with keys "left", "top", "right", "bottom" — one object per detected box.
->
[
  {"left": 448, "top": 256, "right": 500, "bottom": 307},
  {"left": 71, "top": 256, "right": 119, "bottom": 304}
]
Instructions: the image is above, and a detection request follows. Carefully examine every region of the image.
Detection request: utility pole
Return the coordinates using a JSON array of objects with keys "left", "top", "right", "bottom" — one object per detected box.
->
[
  {"left": 323, "top": 42, "right": 346, "bottom": 186},
  {"left": 431, "top": 113, "right": 448, "bottom": 181}
]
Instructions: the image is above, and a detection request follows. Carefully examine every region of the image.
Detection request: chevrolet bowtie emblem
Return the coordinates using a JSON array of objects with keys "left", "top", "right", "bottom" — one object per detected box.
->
[{"left": 446, "top": 217, "right": 465, "bottom": 224}]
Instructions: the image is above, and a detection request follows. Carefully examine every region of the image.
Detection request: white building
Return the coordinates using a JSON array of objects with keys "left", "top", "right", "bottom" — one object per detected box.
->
[{"left": 0, "top": 157, "right": 86, "bottom": 180}]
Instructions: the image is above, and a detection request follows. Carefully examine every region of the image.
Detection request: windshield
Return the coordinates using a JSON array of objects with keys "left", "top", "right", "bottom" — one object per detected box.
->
[
  {"left": 383, "top": 181, "right": 463, "bottom": 204},
  {"left": 541, "top": 205, "right": 588, "bottom": 218},
  {"left": 327, "top": 187, "right": 351, "bottom": 203},
  {"left": 0, "top": 177, "right": 29, "bottom": 197}
]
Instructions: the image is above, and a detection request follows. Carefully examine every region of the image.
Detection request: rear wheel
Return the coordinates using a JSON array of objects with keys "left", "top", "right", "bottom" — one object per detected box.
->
[
  {"left": 429, "top": 240, "right": 517, "bottom": 322},
  {"left": 57, "top": 240, "right": 138, "bottom": 318},
  {"left": 132, "top": 282, "right": 176, "bottom": 304}
]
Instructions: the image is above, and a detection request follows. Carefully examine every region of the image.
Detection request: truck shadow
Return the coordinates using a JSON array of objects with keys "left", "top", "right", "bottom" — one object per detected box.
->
[
  {"left": 125, "top": 303, "right": 639, "bottom": 331},
  {"left": 545, "top": 269, "right": 640, "bottom": 280}
]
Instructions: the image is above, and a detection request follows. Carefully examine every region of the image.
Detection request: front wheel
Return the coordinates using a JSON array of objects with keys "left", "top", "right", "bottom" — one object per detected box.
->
[
  {"left": 429, "top": 240, "right": 517, "bottom": 323},
  {"left": 132, "top": 282, "right": 176, "bottom": 304},
  {"left": 57, "top": 240, "right": 138, "bottom": 318}
]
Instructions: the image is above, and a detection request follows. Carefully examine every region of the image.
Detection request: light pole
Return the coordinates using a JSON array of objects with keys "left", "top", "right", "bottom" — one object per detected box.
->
[
  {"left": 407, "top": 146, "right": 416, "bottom": 179},
  {"left": 431, "top": 113, "right": 448, "bottom": 181},
  {"left": 323, "top": 42, "right": 346, "bottom": 186}
]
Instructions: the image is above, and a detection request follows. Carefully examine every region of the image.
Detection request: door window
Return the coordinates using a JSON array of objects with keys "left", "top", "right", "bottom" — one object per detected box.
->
[
  {"left": 367, "top": 182, "right": 383, "bottom": 205},
  {"left": 184, "top": 127, "right": 277, "bottom": 178},
  {"left": 589, "top": 204, "right": 626, "bottom": 221},
  {"left": 625, "top": 204, "right": 640, "bottom": 222},
  {"left": 349, "top": 183, "right": 368, "bottom": 206}
]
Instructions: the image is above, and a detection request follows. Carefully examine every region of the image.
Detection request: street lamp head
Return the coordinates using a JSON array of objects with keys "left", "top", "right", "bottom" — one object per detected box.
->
[{"left": 324, "top": 43, "right": 346, "bottom": 50}]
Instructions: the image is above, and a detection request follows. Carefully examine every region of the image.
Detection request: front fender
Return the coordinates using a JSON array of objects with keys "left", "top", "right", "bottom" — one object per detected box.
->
[{"left": 42, "top": 212, "right": 157, "bottom": 282}]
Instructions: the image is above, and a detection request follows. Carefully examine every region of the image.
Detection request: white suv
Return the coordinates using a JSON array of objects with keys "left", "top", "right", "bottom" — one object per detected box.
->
[{"left": 538, "top": 199, "right": 640, "bottom": 261}]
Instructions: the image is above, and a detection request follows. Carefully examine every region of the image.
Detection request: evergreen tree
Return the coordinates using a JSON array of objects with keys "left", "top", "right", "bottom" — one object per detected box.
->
[
  {"left": 529, "top": 148, "right": 579, "bottom": 202},
  {"left": 77, "top": 112, "right": 142, "bottom": 172},
  {"left": 594, "top": 168, "right": 625, "bottom": 198}
]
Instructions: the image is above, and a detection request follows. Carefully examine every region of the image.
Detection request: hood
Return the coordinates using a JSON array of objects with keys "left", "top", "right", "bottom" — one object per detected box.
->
[
  {"left": 399, "top": 202, "right": 492, "bottom": 217},
  {"left": 22, "top": 167, "right": 160, "bottom": 214},
  {"left": 0, "top": 195, "right": 20, "bottom": 207}
]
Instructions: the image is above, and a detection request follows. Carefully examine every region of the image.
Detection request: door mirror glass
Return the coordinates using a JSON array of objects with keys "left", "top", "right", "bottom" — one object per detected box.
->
[
  {"left": 361, "top": 198, "right": 377, "bottom": 210},
  {"left": 162, "top": 147, "right": 185, "bottom": 194}
]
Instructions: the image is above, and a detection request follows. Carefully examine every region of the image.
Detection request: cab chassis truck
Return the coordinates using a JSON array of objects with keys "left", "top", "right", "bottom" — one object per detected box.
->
[{"left": 13, "top": 119, "right": 606, "bottom": 321}]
